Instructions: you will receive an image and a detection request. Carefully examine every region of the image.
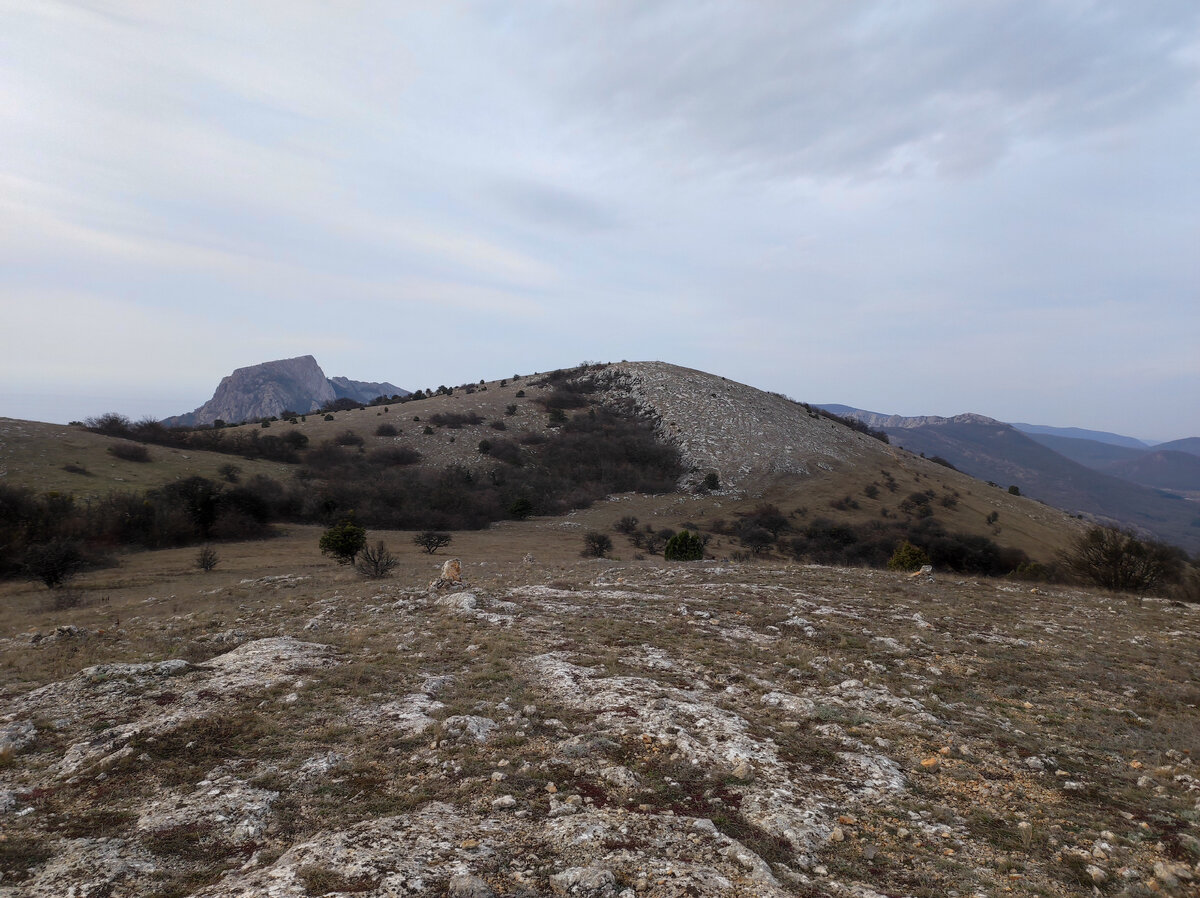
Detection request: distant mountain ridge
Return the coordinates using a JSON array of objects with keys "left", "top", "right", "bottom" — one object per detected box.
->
[
  {"left": 1011, "top": 422, "right": 1152, "bottom": 449},
  {"left": 164, "top": 356, "right": 407, "bottom": 427},
  {"left": 819, "top": 404, "right": 1200, "bottom": 551}
]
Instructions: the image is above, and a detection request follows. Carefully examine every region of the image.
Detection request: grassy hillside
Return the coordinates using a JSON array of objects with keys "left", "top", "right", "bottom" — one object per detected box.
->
[
  {"left": 2, "top": 364, "right": 1094, "bottom": 574},
  {"left": 0, "top": 417, "right": 293, "bottom": 497}
]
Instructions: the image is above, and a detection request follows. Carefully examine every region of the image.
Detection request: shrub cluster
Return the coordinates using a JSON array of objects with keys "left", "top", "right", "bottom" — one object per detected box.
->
[
  {"left": 84, "top": 414, "right": 307, "bottom": 463},
  {"left": 428, "top": 412, "right": 484, "bottom": 429},
  {"left": 7, "top": 394, "right": 682, "bottom": 578},
  {"left": 0, "top": 476, "right": 285, "bottom": 580},
  {"left": 778, "top": 517, "right": 1030, "bottom": 575},
  {"left": 287, "top": 405, "right": 681, "bottom": 532}
]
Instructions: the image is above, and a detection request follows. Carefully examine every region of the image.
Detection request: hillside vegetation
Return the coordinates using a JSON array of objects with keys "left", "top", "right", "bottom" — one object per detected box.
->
[{"left": 0, "top": 362, "right": 1167, "bottom": 589}]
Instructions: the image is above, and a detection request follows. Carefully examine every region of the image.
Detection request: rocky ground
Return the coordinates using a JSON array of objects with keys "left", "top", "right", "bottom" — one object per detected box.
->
[{"left": 2, "top": 556, "right": 1199, "bottom": 897}]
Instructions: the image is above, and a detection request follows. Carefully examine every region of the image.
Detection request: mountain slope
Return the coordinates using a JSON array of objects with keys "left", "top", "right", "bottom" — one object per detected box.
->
[{"left": 1156, "top": 437, "right": 1200, "bottom": 458}]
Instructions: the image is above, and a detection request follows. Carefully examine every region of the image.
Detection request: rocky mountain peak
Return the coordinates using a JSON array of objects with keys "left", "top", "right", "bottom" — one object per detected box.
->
[{"left": 163, "top": 356, "right": 405, "bottom": 427}]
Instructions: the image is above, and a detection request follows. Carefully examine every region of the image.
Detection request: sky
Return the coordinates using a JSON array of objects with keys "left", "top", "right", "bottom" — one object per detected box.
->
[{"left": 1, "top": 1, "right": 1198, "bottom": 441}]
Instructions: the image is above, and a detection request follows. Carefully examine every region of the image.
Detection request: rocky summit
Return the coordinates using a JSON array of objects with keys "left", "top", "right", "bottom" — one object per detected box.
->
[
  {"left": 164, "top": 356, "right": 406, "bottom": 427},
  {"left": 1, "top": 544, "right": 1198, "bottom": 897}
]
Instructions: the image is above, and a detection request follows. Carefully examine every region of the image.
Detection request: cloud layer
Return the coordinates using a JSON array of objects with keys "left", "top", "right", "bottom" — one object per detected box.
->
[{"left": 2, "top": 1, "right": 1198, "bottom": 438}]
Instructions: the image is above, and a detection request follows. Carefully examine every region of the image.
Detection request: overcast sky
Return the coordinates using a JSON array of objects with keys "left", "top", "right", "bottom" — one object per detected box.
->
[{"left": 2, "top": 1, "right": 1197, "bottom": 441}]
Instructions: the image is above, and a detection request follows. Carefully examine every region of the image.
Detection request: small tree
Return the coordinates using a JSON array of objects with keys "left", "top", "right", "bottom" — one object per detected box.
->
[
  {"left": 24, "top": 539, "right": 84, "bottom": 589},
  {"left": 582, "top": 531, "right": 613, "bottom": 558},
  {"left": 1008, "top": 485, "right": 1021, "bottom": 496},
  {"left": 888, "top": 540, "right": 930, "bottom": 572},
  {"left": 739, "top": 526, "right": 775, "bottom": 555},
  {"left": 356, "top": 540, "right": 399, "bottom": 578},
  {"left": 375, "top": 423, "right": 399, "bottom": 437},
  {"left": 1060, "top": 527, "right": 1178, "bottom": 594},
  {"left": 195, "top": 545, "right": 219, "bottom": 572},
  {"left": 414, "top": 531, "right": 452, "bottom": 554},
  {"left": 320, "top": 519, "right": 367, "bottom": 565},
  {"left": 508, "top": 497, "right": 533, "bottom": 520},
  {"left": 702, "top": 472, "right": 720, "bottom": 491},
  {"left": 664, "top": 530, "right": 704, "bottom": 561}
]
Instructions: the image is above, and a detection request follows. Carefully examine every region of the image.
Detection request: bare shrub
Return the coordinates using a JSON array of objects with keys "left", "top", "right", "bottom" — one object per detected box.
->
[
  {"left": 1059, "top": 527, "right": 1180, "bottom": 594},
  {"left": 356, "top": 541, "right": 398, "bottom": 578},
  {"left": 413, "top": 531, "right": 452, "bottom": 554},
  {"left": 367, "top": 446, "right": 421, "bottom": 467},
  {"left": 195, "top": 545, "right": 219, "bottom": 572},
  {"left": 429, "top": 412, "right": 483, "bottom": 429},
  {"left": 614, "top": 516, "right": 639, "bottom": 535},
  {"left": 582, "top": 531, "right": 613, "bottom": 558},
  {"left": 108, "top": 442, "right": 151, "bottom": 463},
  {"left": 24, "top": 539, "right": 84, "bottom": 589}
]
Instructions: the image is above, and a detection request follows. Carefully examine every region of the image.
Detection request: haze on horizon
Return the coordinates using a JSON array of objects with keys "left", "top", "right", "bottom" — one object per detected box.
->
[{"left": 1, "top": 2, "right": 1197, "bottom": 442}]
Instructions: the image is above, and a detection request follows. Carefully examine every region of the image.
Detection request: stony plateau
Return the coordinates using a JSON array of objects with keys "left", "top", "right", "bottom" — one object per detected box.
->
[{"left": 2, "top": 555, "right": 1198, "bottom": 897}]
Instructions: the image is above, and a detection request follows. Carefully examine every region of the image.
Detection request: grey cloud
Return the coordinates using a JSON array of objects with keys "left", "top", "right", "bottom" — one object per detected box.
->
[
  {"left": 499, "top": 1, "right": 1200, "bottom": 179},
  {"left": 489, "top": 179, "right": 621, "bottom": 232}
]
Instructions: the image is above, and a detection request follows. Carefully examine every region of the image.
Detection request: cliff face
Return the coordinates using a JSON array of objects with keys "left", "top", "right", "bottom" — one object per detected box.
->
[{"left": 165, "top": 357, "right": 404, "bottom": 427}]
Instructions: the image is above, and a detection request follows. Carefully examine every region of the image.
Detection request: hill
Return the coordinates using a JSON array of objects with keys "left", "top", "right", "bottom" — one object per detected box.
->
[
  {"left": 3, "top": 362, "right": 1092, "bottom": 580},
  {"left": 1010, "top": 422, "right": 1151, "bottom": 449},
  {"left": 1102, "top": 450, "right": 1200, "bottom": 494},
  {"left": 0, "top": 525, "right": 1197, "bottom": 897},
  {"left": 1020, "top": 432, "right": 1147, "bottom": 470},
  {"left": 164, "top": 356, "right": 406, "bottom": 427},
  {"left": 1157, "top": 437, "right": 1200, "bottom": 458}
]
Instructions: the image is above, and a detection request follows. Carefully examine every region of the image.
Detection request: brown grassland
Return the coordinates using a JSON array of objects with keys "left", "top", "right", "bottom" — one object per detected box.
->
[
  {"left": 1, "top": 509, "right": 1198, "bottom": 896},
  {"left": 1, "top": 365, "right": 1194, "bottom": 896}
]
